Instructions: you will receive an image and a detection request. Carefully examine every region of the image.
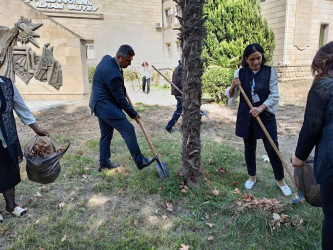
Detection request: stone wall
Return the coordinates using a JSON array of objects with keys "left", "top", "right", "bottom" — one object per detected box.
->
[
  {"left": 0, "top": 0, "right": 89, "bottom": 100},
  {"left": 28, "top": 0, "right": 174, "bottom": 68},
  {"left": 261, "top": 0, "right": 333, "bottom": 81},
  {"left": 276, "top": 65, "right": 313, "bottom": 82},
  {"left": 260, "top": 0, "right": 287, "bottom": 66}
]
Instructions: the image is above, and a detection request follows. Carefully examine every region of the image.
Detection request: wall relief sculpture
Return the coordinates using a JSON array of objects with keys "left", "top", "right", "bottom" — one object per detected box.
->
[
  {"left": 0, "top": 16, "right": 62, "bottom": 90},
  {"left": 294, "top": 0, "right": 313, "bottom": 51}
]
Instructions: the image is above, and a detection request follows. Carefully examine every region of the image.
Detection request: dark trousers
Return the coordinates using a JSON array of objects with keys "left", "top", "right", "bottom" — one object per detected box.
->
[
  {"left": 166, "top": 96, "right": 182, "bottom": 131},
  {"left": 320, "top": 175, "right": 333, "bottom": 250},
  {"left": 146, "top": 78, "right": 151, "bottom": 94},
  {"left": 98, "top": 117, "right": 144, "bottom": 167},
  {"left": 243, "top": 126, "right": 284, "bottom": 180},
  {"left": 142, "top": 79, "right": 146, "bottom": 92}
]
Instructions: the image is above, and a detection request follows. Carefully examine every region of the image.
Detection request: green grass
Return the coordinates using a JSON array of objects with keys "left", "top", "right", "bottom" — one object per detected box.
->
[{"left": 0, "top": 100, "right": 322, "bottom": 249}]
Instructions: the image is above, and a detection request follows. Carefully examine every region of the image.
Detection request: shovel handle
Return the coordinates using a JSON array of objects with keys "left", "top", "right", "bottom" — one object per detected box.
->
[
  {"left": 152, "top": 65, "right": 184, "bottom": 95},
  {"left": 238, "top": 85, "right": 297, "bottom": 188},
  {"left": 126, "top": 93, "right": 158, "bottom": 156}
]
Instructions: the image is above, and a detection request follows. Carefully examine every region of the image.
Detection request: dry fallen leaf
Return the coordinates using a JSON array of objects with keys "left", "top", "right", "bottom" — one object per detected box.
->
[
  {"left": 134, "top": 220, "right": 139, "bottom": 227},
  {"left": 161, "top": 215, "right": 168, "bottom": 220},
  {"left": 56, "top": 202, "right": 66, "bottom": 208},
  {"left": 35, "top": 219, "right": 40, "bottom": 225},
  {"left": 179, "top": 243, "right": 190, "bottom": 250},
  {"left": 181, "top": 189, "right": 187, "bottom": 194},
  {"left": 208, "top": 159, "right": 214, "bottom": 165},
  {"left": 206, "top": 223, "right": 214, "bottom": 228},
  {"left": 61, "top": 234, "right": 67, "bottom": 243},
  {"left": 166, "top": 201, "right": 174, "bottom": 212},
  {"left": 39, "top": 247, "right": 46, "bottom": 250},
  {"left": 212, "top": 189, "right": 219, "bottom": 196},
  {"left": 208, "top": 235, "right": 214, "bottom": 241},
  {"left": 233, "top": 181, "right": 239, "bottom": 187},
  {"left": 118, "top": 189, "right": 124, "bottom": 194},
  {"left": 27, "top": 198, "right": 34, "bottom": 204},
  {"left": 205, "top": 212, "right": 210, "bottom": 220},
  {"left": 34, "top": 192, "right": 42, "bottom": 197},
  {"left": 236, "top": 199, "right": 243, "bottom": 206},
  {"left": 243, "top": 194, "right": 254, "bottom": 202},
  {"left": 233, "top": 188, "right": 241, "bottom": 195}
]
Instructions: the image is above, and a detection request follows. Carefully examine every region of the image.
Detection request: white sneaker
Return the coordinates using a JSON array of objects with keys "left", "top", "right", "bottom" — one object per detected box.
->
[
  {"left": 245, "top": 179, "right": 256, "bottom": 189},
  {"left": 278, "top": 183, "right": 292, "bottom": 196}
]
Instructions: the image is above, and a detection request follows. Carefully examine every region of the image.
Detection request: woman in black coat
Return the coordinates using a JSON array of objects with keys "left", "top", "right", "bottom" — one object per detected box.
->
[
  {"left": 228, "top": 44, "right": 291, "bottom": 196},
  {"left": 292, "top": 41, "right": 333, "bottom": 250},
  {"left": 0, "top": 76, "right": 48, "bottom": 223}
]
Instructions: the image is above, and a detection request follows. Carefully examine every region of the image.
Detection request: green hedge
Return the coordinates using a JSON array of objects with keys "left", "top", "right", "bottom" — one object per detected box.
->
[{"left": 202, "top": 67, "right": 234, "bottom": 103}]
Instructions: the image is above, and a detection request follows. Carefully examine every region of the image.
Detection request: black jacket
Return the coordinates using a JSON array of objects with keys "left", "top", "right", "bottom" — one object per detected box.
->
[
  {"left": 171, "top": 64, "right": 183, "bottom": 96},
  {"left": 236, "top": 65, "right": 276, "bottom": 139},
  {"left": 295, "top": 77, "right": 333, "bottom": 184}
]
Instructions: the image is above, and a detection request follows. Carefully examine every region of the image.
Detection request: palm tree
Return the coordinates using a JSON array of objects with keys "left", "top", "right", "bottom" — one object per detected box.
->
[{"left": 176, "top": 0, "right": 205, "bottom": 186}]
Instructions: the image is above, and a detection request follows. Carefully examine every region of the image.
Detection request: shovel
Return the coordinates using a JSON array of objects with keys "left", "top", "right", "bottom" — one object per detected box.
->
[
  {"left": 238, "top": 85, "right": 303, "bottom": 204},
  {"left": 151, "top": 65, "right": 211, "bottom": 120},
  {"left": 126, "top": 93, "right": 169, "bottom": 179}
]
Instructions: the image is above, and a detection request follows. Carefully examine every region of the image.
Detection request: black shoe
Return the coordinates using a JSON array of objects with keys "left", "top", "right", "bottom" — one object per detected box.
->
[
  {"left": 165, "top": 128, "right": 173, "bottom": 133},
  {"left": 98, "top": 163, "right": 120, "bottom": 172},
  {"left": 137, "top": 156, "right": 158, "bottom": 170}
]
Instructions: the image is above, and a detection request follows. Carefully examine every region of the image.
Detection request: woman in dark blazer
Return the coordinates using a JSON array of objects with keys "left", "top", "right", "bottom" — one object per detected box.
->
[
  {"left": 292, "top": 41, "right": 333, "bottom": 250},
  {"left": 0, "top": 76, "right": 48, "bottom": 222},
  {"left": 227, "top": 43, "right": 291, "bottom": 196}
]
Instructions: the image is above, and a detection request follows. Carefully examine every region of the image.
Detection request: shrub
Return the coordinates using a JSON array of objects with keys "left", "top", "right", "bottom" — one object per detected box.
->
[
  {"left": 202, "top": 66, "right": 234, "bottom": 103},
  {"left": 88, "top": 65, "right": 96, "bottom": 84},
  {"left": 123, "top": 68, "right": 140, "bottom": 83}
]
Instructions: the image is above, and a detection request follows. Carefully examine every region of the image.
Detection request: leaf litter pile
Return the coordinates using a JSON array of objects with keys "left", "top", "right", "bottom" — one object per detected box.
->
[
  {"left": 29, "top": 139, "right": 65, "bottom": 158},
  {"left": 210, "top": 159, "right": 305, "bottom": 233}
]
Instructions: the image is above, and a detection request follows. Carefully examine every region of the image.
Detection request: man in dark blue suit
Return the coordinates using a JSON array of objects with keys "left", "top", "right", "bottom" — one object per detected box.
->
[{"left": 89, "top": 45, "right": 157, "bottom": 172}]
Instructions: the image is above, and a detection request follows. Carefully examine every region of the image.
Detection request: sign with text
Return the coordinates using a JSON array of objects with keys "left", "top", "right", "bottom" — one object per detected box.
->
[{"left": 25, "top": 0, "right": 99, "bottom": 12}]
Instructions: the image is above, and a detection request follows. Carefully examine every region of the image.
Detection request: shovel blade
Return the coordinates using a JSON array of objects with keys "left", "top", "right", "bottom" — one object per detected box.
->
[
  {"left": 155, "top": 158, "right": 169, "bottom": 179},
  {"left": 291, "top": 189, "right": 303, "bottom": 204}
]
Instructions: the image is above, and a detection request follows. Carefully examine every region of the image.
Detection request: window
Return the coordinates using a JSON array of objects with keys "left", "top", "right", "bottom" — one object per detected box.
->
[
  {"left": 319, "top": 24, "right": 329, "bottom": 48},
  {"left": 165, "top": 8, "right": 174, "bottom": 27},
  {"left": 85, "top": 41, "right": 95, "bottom": 59},
  {"left": 175, "top": 5, "right": 181, "bottom": 24}
]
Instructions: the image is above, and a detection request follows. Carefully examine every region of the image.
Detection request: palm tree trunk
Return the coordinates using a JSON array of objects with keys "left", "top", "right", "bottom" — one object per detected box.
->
[{"left": 176, "top": 0, "right": 205, "bottom": 186}]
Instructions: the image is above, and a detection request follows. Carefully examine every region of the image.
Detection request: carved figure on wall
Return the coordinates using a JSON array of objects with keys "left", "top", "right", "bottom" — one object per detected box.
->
[{"left": 0, "top": 16, "right": 63, "bottom": 90}]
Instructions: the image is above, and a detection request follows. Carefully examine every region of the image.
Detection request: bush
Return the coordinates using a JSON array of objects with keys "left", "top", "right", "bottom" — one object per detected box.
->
[
  {"left": 202, "top": 67, "right": 234, "bottom": 103},
  {"left": 88, "top": 66, "right": 96, "bottom": 84},
  {"left": 123, "top": 68, "right": 140, "bottom": 83}
]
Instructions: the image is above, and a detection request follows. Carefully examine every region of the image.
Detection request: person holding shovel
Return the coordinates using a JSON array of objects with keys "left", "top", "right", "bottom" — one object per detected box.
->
[
  {"left": 89, "top": 45, "right": 157, "bottom": 172},
  {"left": 0, "top": 76, "right": 48, "bottom": 222},
  {"left": 226, "top": 43, "right": 291, "bottom": 196},
  {"left": 166, "top": 60, "right": 183, "bottom": 133},
  {"left": 292, "top": 41, "right": 333, "bottom": 250}
]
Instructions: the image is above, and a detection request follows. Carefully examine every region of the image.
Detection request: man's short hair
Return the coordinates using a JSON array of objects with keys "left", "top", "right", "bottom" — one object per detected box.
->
[{"left": 116, "top": 45, "right": 135, "bottom": 57}]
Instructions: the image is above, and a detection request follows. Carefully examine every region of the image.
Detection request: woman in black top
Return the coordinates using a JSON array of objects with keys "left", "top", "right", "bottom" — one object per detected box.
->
[
  {"left": 292, "top": 41, "right": 333, "bottom": 250},
  {"left": 229, "top": 44, "right": 291, "bottom": 196}
]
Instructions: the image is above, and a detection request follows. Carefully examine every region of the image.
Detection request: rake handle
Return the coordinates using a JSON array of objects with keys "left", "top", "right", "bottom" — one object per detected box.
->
[
  {"left": 126, "top": 93, "right": 158, "bottom": 156},
  {"left": 238, "top": 85, "right": 297, "bottom": 188},
  {"left": 152, "top": 65, "right": 184, "bottom": 95}
]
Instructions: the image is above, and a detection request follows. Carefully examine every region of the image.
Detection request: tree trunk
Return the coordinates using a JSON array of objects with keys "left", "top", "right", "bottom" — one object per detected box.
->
[{"left": 176, "top": 0, "right": 205, "bottom": 186}]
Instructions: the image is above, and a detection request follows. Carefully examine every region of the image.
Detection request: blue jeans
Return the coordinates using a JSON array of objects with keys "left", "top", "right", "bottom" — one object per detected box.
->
[
  {"left": 166, "top": 96, "right": 182, "bottom": 131},
  {"left": 98, "top": 117, "right": 144, "bottom": 167},
  {"left": 320, "top": 175, "right": 333, "bottom": 250}
]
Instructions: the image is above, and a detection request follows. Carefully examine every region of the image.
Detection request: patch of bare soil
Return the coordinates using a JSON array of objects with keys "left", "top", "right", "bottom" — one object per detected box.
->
[{"left": 15, "top": 88, "right": 306, "bottom": 179}]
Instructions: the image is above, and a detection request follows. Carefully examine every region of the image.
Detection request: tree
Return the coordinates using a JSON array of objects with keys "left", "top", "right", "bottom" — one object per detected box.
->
[
  {"left": 176, "top": 0, "right": 206, "bottom": 186},
  {"left": 202, "top": 0, "right": 275, "bottom": 102}
]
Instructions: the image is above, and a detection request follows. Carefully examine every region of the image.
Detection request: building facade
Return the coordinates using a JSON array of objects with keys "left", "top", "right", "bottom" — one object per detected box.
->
[
  {"left": 0, "top": 0, "right": 332, "bottom": 100},
  {"left": 261, "top": 0, "right": 333, "bottom": 81}
]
